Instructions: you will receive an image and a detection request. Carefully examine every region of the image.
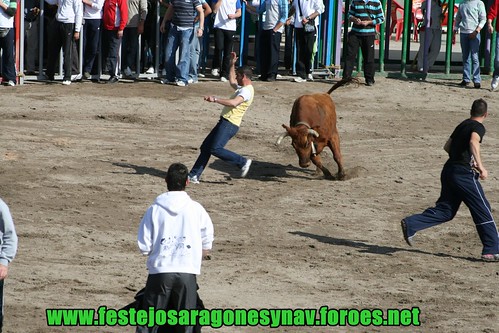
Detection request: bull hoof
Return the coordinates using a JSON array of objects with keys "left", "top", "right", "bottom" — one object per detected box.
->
[{"left": 337, "top": 172, "right": 346, "bottom": 181}]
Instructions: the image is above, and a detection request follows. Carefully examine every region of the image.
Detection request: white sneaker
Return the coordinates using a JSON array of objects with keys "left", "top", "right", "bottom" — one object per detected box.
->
[
  {"left": 220, "top": 77, "right": 228, "bottom": 82},
  {"left": 198, "top": 73, "right": 205, "bottom": 78},
  {"left": 62, "top": 80, "right": 71, "bottom": 85},
  {"left": 146, "top": 66, "right": 154, "bottom": 74},
  {"left": 307, "top": 73, "right": 314, "bottom": 81},
  {"left": 188, "top": 175, "right": 200, "bottom": 184},
  {"left": 187, "top": 78, "right": 198, "bottom": 84},
  {"left": 124, "top": 67, "right": 132, "bottom": 77},
  {"left": 175, "top": 81, "right": 186, "bottom": 87},
  {"left": 6, "top": 80, "right": 15, "bottom": 87},
  {"left": 276, "top": 74, "right": 282, "bottom": 79},
  {"left": 491, "top": 76, "right": 499, "bottom": 91},
  {"left": 240, "top": 159, "right": 252, "bottom": 178},
  {"left": 293, "top": 77, "right": 307, "bottom": 83},
  {"left": 211, "top": 68, "right": 220, "bottom": 77},
  {"left": 71, "top": 73, "right": 82, "bottom": 81}
]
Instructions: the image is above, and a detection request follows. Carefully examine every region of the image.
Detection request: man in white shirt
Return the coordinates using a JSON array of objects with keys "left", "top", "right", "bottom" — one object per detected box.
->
[{"left": 44, "top": 0, "right": 83, "bottom": 85}]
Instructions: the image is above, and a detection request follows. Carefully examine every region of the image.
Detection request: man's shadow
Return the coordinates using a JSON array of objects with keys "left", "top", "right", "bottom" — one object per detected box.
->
[
  {"left": 110, "top": 161, "right": 167, "bottom": 178},
  {"left": 208, "top": 159, "right": 319, "bottom": 181},
  {"left": 290, "top": 231, "right": 481, "bottom": 262}
]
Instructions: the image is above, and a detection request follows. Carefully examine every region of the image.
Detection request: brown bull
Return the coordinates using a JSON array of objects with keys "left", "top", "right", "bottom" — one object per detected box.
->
[{"left": 276, "top": 78, "right": 354, "bottom": 180}]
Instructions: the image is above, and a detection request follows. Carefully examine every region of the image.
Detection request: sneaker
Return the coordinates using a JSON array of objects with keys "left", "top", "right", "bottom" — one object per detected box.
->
[
  {"left": 481, "top": 254, "right": 499, "bottom": 262},
  {"left": 83, "top": 72, "right": 91, "bottom": 80},
  {"left": 459, "top": 80, "right": 469, "bottom": 87},
  {"left": 293, "top": 77, "right": 307, "bottom": 83},
  {"left": 146, "top": 66, "right": 155, "bottom": 74},
  {"left": 71, "top": 73, "right": 82, "bottom": 81},
  {"left": 62, "top": 80, "right": 71, "bottom": 86},
  {"left": 366, "top": 80, "right": 375, "bottom": 86},
  {"left": 5, "top": 80, "right": 15, "bottom": 87},
  {"left": 198, "top": 73, "right": 205, "bottom": 78},
  {"left": 276, "top": 74, "right": 282, "bottom": 79},
  {"left": 240, "top": 159, "right": 252, "bottom": 178},
  {"left": 307, "top": 73, "right": 314, "bottom": 81},
  {"left": 220, "top": 77, "right": 228, "bottom": 82},
  {"left": 107, "top": 76, "right": 119, "bottom": 84},
  {"left": 175, "top": 81, "right": 186, "bottom": 87},
  {"left": 492, "top": 77, "right": 499, "bottom": 91},
  {"left": 211, "top": 68, "right": 220, "bottom": 77},
  {"left": 474, "top": 82, "right": 481, "bottom": 89},
  {"left": 124, "top": 67, "right": 132, "bottom": 77},
  {"left": 187, "top": 78, "right": 198, "bottom": 84},
  {"left": 188, "top": 175, "right": 200, "bottom": 184},
  {"left": 400, "top": 219, "right": 414, "bottom": 246}
]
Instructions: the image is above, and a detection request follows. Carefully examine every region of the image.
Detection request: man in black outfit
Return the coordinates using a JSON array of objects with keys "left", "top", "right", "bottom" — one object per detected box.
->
[{"left": 401, "top": 98, "right": 499, "bottom": 262}]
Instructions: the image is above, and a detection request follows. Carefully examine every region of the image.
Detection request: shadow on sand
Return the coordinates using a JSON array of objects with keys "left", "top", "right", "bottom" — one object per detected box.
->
[{"left": 290, "top": 231, "right": 480, "bottom": 262}]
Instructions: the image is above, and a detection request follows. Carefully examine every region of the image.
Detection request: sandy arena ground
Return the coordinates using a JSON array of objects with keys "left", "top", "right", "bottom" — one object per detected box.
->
[{"left": 1, "top": 75, "right": 498, "bottom": 333}]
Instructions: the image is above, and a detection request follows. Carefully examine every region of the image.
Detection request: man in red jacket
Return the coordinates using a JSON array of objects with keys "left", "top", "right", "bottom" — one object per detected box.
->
[
  {"left": 487, "top": 0, "right": 499, "bottom": 91},
  {"left": 102, "top": 0, "right": 128, "bottom": 83}
]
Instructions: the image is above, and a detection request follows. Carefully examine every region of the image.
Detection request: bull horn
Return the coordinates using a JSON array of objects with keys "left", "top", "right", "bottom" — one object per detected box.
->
[
  {"left": 308, "top": 129, "right": 319, "bottom": 137},
  {"left": 276, "top": 132, "right": 289, "bottom": 145}
]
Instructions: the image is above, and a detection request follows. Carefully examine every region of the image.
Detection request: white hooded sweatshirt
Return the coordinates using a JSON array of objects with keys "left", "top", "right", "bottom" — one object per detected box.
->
[{"left": 138, "top": 191, "right": 214, "bottom": 275}]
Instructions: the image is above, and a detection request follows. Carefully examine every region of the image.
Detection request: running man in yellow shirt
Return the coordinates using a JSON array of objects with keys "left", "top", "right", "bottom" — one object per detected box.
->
[{"left": 188, "top": 52, "right": 254, "bottom": 183}]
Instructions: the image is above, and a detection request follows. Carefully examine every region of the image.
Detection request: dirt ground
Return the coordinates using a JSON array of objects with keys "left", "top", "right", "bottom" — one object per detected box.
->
[{"left": 1, "top": 74, "right": 498, "bottom": 333}]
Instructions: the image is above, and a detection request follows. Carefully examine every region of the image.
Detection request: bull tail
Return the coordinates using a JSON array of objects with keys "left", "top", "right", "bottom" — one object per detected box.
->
[{"left": 327, "top": 77, "right": 359, "bottom": 95}]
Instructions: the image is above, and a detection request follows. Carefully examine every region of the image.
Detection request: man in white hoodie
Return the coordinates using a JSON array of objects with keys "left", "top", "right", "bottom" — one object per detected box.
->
[{"left": 137, "top": 163, "right": 214, "bottom": 333}]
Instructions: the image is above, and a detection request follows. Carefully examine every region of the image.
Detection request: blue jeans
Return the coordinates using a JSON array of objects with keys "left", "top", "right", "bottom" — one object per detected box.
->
[
  {"left": 189, "top": 34, "right": 201, "bottom": 81},
  {"left": 460, "top": 33, "right": 481, "bottom": 83},
  {"left": 189, "top": 118, "right": 247, "bottom": 179},
  {"left": 494, "top": 33, "right": 499, "bottom": 78},
  {"left": 0, "top": 28, "right": 16, "bottom": 82},
  {"left": 164, "top": 24, "right": 194, "bottom": 84}
]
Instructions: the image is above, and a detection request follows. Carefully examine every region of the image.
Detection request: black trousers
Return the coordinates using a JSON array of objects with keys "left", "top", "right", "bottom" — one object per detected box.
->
[
  {"left": 213, "top": 28, "right": 235, "bottom": 78},
  {"left": 294, "top": 27, "right": 315, "bottom": 79},
  {"left": 284, "top": 25, "right": 294, "bottom": 71},
  {"left": 46, "top": 21, "right": 75, "bottom": 81},
  {"left": 342, "top": 32, "right": 376, "bottom": 82},
  {"left": 102, "top": 29, "right": 122, "bottom": 78},
  {"left": 82, "top": 18, "right": 101, "bottom": 74},
  {"left": 136, "top": 273, "right": 198, "bottom": 333},
  {"left": 122, "top": 26, "right": 139, "bottom": 71},
  {"left": 260, "top": 29, "right": 282, "bottom": 80},
  {"left": 24, "top": 18, "right": 39, "bottom": 72}
]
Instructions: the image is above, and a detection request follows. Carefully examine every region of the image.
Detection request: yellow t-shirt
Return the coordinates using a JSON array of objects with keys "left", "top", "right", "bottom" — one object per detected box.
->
[{"left": 220, "top": 85, "right": 254, "bottom": 127}]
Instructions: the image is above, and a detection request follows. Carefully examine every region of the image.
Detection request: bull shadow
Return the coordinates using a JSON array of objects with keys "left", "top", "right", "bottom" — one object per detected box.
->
[
  {"left": 290, "top": 231, "right": 480, "bottom": 262},
  {"left": 109, "top": 161, "right": 167, "bottom": 179},
  {"left": 208, "top": 159, "right": 320, "bottom": 182}
]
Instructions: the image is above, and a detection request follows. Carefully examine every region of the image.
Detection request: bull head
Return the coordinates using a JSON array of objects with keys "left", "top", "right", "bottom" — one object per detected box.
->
[{"left": 277, "top": 124, "right": 319, "bottom": 168}]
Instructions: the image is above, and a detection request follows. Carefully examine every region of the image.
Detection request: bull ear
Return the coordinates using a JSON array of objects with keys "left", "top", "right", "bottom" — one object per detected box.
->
[{"left": 282, "top": 124, "right": 290, "bottom": 131}]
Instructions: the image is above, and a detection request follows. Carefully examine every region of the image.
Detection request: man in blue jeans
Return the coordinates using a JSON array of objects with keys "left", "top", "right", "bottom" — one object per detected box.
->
[
  {"left": 453, "top": 0, "right": 486, "bottom": 88},
  {"left": 188, "top": 52, "right": 254, "bottom": 183},
  {"left": 160, "top": 0, "right": 204, "bottom": 86},
  {"left": 401, "top": 99, "right": 499, "bottom": 262}
]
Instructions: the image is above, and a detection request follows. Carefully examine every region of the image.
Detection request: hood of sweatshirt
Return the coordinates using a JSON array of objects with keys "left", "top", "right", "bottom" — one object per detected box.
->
[{"left": 154, "top": 191, "right": 191, "bottom": 215}]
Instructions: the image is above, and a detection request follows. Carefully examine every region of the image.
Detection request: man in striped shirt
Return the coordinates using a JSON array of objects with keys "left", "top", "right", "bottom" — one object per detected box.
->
[
  {"left": 342, "top": 0, "right": 384, "bottom": 86},
  {"left": 160, "top": 0, "right": 204, "bottom": 86}
]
